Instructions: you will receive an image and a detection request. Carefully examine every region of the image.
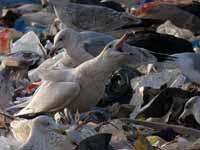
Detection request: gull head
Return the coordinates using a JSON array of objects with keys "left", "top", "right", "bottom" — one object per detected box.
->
[
  {"left": 179, "top": 96, "right": 200, "bottom": 124},
  {"left": 101, "top": 33, "right": 133, "bottom": 62},
  {"left": 51, "top": 28, "right": 78, "bottom": 55},
  {"left": 31, "top": 115, "right": 65, "bottom": 134},
  {"left": 19, "top": 116, "right": 69, "bottom": 150}
]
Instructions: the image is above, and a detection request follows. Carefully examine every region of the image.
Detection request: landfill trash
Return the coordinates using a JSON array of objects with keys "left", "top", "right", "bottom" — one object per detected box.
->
[
  {"left": 0, "top": 29, "right": 13, "bottom": 54},
  {"left": 80, "top": 107, "right": 111, "bottom": 124},
  {"left": 101, "top": 66, "right": 141, "bottom": 106},
  {"left": 192, "top": 39, "right": 200, "bottom": 53},
  {"left": 147, "top": 135, "right": 166, "bottom": 147},
  {"left": 161, "top": 136, "right": 191, "bottom": 150},
  {"left": 190, "top": 138, "right": 200, "bottom": 150},
  {"left": 69, "top": 124, "right": 98, "bottom": 144},
  {"left": 99, "top": 119, "right": 133, "bottom": 143},
  {"left": 136, "top": 0, "right": 157, "bottom": 16},
  {"left": 137, "top": 88, "right": 199, "bottom": 123},
  {"left": 0, "top": 112, "right": 13, "bottom": 130},
  {"left": 1, "top": 0, "right": 200, "bottom": 150},
  {"left": 0, "top": 9, "right": 21, "bottom": 28},
  {"left": 170, "top": 74, "right": 187, "bottom": 88},
  {"left": 14, "top": 18, "right": 47, "bottom": 35},
  {"left": 5, "top": 51, "right": 43, "bottom": 69},
  {"left": 14, "top": 18, "right": 29, "bottom": 33},
  {"left": 44, "top": 40, "right": 53, "bottom": 49},
  {"left": 74, "top": 133, "right": 112, "bottom": 150},
  {"left": 129, "top": 87, "right": 145, "bottom": 119},
  {"left": 0, "top": 0, "right": 41, "bottom": 7},
  {"left": 131, "top": 69, "right": 180, "bottom": 90},
  {"left": 157, "top": 20, "right": 195, "bottom": 41},
  {"left": 11, "top": 31, "right": 46, "bottom": 56},
  {"left": 168, "top": 53, "right": 200, "bottom": 85},
  {"left": 129, "top": 69, "right": 181, "bottom": 119},
  {"left": 0, "top": 136, "right": 20, "bottom": 150},
  {"left": 0, "top": 59, "right": 30, "bottom": 110},
  {"left": 25, "top": 80, "right": 41, "bottom": 93},
  {"left": 138, "top": 3, "right": 200, "bottom": 33},
  {"left": 0, "top": 71, "right": 15, "bottom": 109},
  {"left": 108, "top": 103, "right": 135, "bottom": 118}
]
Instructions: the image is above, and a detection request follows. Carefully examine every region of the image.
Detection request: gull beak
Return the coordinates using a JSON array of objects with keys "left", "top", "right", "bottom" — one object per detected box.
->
[
  {"left": 48, "top": 47, "right": 57, "bottom": 57},
  {"left": 49, "top": 40, "right": 64, "bottom": 57},
  {"left": 115, "top": 33, "right": 132, "bottom": 50},
  {"left": 179, "top": 110, "right": 191, "bottom": 121},
  {"left": 48, "top": 42, "right": 63, "bottom": 57},
  {"left": 115, "top": 33, "right": 134, "bottom": 55},
  {"left": 52, "top": 127, "right": 67, "bottom": 135}
]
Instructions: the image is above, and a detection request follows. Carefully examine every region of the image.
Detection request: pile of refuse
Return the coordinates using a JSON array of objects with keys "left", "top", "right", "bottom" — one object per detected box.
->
[{"left": 1, "top": 0, "right": 200, "bottom": 149}]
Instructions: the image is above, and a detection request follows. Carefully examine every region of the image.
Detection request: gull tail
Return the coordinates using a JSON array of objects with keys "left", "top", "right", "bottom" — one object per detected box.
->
[
  {"left": 14, "top": 108, "right": 34, "bottom": 118},
  {"left": 149, "top": 51, "right": 177, "bottom": 62},
  {"left": 7, "top": 100, "right": 30, "bottom": 111}
]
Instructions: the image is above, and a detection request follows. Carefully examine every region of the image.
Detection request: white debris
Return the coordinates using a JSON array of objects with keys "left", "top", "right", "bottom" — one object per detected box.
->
[{"left": 11, "top": 31, "right": 44, "bottom": 56}]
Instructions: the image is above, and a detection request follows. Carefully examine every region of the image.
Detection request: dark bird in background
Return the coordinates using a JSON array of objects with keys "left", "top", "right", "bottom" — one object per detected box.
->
[{"left": 126, "top": 30, "right": 194, "bottom": 61}]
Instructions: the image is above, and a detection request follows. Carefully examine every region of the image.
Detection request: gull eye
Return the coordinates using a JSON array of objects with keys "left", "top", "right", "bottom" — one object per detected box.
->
[
  {"left": 185, "top": 103, "right": 192, "bottom": 109},
  {"left": 185, "top": 104, "right": 190, "bottom": 109},
  {"left": 59, "top": 38, "right": 63, "bottom": 41},
  {"left": 43, "top": 121, "right": 50, "bottom": 126},
  {"left": 108, "top": 44, "right": 113, "bottom": 48}
]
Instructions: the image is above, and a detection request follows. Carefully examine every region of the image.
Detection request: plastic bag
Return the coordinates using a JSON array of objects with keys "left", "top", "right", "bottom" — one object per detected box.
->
[{"left": 11, "top": 31, "right": 45, "bottom": 56}]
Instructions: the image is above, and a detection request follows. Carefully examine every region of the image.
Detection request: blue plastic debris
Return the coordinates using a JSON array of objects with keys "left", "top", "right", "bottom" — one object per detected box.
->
[
  {"left": 14, "top": 18, "right": 29, "bottom": 32},
  {"left": 192, "top": 39, "right": 200, "bottom": 49},
  {"left": 192, "top": 39, "right": 200, "bottom": 52},
  {"left": 0, "top": 0, "right": 41, "bottom": 7},
  {"left": 14, "top": 18, "right": 47, "bottom": 35}
]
